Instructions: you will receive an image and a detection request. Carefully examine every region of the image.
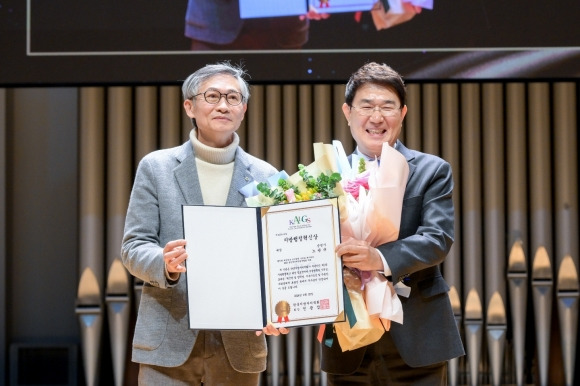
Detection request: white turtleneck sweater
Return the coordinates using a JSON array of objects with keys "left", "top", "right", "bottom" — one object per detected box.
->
[{"left": 189, "top": 129, "right": 238, "bottom": 205}]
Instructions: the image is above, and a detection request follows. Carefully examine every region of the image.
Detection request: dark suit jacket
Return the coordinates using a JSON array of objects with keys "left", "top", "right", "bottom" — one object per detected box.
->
[
  {"left": 121, "top": 140, "right": 277, "bottom": 371},
  {"left": 321, "top": 140, "right": 464, "bottom": 373}
]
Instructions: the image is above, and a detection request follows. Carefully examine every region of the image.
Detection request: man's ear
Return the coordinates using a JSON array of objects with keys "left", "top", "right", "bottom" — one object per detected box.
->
[
  {"left": 341, "top": 102, "right": 351, "bottom": 123},
  {"left": 183, "top": 99, "right": 195, "bottom": 119},
  {"left": 400, "top": 105, "right": 408, "bottom": 120}
]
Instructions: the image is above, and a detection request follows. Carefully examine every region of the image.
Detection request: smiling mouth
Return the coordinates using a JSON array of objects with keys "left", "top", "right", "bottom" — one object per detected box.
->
[{"left": 366, "top": 129, "right": 386, "bottom": 135}]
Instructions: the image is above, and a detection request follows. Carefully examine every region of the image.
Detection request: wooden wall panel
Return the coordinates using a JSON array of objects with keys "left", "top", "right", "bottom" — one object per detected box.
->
[
  {"left": 159, "top": 86, "right": 183, "bottom": 148},
  {"left": 247, "top": 85, "right": 265, "bottom": 160},
  {"left": 404, "top": 83, "right": 421, "bottom": 149},
  {"left": 422, "top": 83, "right": 440, "bottom": 156},
  {"left": 298, "top": 85, "right": 314, "bottom": 165},
  {"left": 266, "top": 85, "right": 283, "bottom": 169},
  {"left": 134, "top": 87, "right": 158, "bottom": 163},
  {"left": 282, "top": 85, "right": 299, "bottom": 172}
]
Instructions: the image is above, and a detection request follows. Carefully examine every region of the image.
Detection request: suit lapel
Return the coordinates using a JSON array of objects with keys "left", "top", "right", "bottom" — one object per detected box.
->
[
  {"left": 226, "top": 148, "right": 254, "bottom": 207},
  {"left": 395, "top": 140, "right": 416, "bottom": 185},
  {"left": 174, "top": 142, "right": 205, "bottom": 205}
]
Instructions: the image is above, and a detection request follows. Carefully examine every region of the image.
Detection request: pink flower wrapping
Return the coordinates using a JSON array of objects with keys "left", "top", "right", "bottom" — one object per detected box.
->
[
  {"left": 342, "top": 171, "right": 370, "bottom": 200},
  {"left": 316, "top": 141, "right": 409, "bottom": 349},
  {"left": 243, "top": 141, "right": 409, "bottom": 351}
]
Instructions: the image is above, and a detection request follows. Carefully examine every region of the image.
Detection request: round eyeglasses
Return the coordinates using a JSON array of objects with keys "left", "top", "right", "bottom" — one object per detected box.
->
[
  {"left": 351, "top": 105, "right": 401, "bottom": 117},
  {"left": 193, "top": 90, "right": 244, "bottom": 106}
]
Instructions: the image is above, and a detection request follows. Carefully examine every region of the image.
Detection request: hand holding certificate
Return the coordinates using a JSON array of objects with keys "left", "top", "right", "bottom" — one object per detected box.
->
[{"left": 182, "top": 198, "right": 344, "bottom": 330}]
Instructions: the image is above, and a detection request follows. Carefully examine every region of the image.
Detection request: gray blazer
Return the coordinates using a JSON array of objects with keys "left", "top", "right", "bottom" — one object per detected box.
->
[
  {"left": 121, "top": 140, "right": 277, "bottom": 371},
  {"left": 321, "top": 140, "right": 465, "bottom": 373}
]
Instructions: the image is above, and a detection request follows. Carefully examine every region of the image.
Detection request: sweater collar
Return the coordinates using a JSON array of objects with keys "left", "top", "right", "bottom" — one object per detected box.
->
[{"left": 189, "top": 129, "right": 239, "bottom": 165}]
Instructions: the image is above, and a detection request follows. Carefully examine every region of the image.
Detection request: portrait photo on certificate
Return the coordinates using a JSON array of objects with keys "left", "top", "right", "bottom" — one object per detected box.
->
[{"left": 182, "top": 198, "right": 345, "bottom": 330}]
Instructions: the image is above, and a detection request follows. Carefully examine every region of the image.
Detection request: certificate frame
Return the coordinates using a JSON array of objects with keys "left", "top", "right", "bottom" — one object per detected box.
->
[
  {"left": 239, "top": 0, "right": 375, "bottom": 19},
  {"left": 182, "top": 198, "right": 344, "bottom": 330}
]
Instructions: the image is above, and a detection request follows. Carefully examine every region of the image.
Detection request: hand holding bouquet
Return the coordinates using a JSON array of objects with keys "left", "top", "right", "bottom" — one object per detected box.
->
[
  {"left": 324, "top": 140, "right": 409, "bottom": 351},
  {"left": 241, "top": 141, "right": 409, "bottom": 351}
]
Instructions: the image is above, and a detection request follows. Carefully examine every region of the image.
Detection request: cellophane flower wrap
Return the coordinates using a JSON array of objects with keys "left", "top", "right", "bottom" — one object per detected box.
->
[
  {"left": 242, "top": 150, "right": 344, "bottom": 207},
  {"left": 324, "top": 140, "right": 409, "bottom": 351},
  {"left": 240, "top": 141, "right": 409, "bottom": 352}
]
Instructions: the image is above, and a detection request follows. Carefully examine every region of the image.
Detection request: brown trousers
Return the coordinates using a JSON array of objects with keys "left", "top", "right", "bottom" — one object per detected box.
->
[{"left": 138, "top": 331, "right": 261, "bottom": 386}]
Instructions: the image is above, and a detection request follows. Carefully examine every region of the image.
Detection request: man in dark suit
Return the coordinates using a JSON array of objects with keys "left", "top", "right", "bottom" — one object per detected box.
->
[
  {"left": 321, "top": 62, "right": 464, "bottom": 385},
  {"left": 121, "top": 62, "right": 287, "bottom": 385}
]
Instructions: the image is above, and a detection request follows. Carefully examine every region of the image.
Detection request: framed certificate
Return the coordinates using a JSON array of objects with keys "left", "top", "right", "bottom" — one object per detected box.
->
[
  {"left": 182, "top": 198, "right": 344, "bottom": 330},
  {"left": 239, "top": 0, "right": 376, "bottom": 19}
]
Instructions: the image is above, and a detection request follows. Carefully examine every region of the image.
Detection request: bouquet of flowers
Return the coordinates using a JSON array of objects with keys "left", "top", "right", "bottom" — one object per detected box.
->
[
  {"left": 242, "top": 147, "right": 345, "bottom": 208},
  {"left": 241, "top": 141, "right": 409, "bottom": 351},
  {"left": 315, "top": 140, "right": 409, "bottom": 351}
]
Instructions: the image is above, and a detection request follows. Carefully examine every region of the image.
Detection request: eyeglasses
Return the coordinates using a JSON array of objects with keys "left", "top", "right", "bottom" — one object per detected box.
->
[
  {"left": 193, "top": 90, "right": 245, "bottom": 106},
  {"left": 351, "top": 105, "right": 401, "bottom": 117}
]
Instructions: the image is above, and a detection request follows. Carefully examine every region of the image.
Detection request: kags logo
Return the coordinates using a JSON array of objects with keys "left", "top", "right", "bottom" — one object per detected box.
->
[{"left": 289, "top": 215, "right": 311, "bottom": 225}]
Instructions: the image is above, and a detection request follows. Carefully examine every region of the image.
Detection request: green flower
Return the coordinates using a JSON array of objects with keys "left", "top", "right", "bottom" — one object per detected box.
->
[{"left": 255, "top": 166, "right": 342, "bottom": 205}]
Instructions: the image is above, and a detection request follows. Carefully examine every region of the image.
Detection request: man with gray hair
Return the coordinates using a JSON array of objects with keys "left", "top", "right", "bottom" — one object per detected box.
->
[{"left": 122, "top": 62, "right": 287, "bottom": 385}]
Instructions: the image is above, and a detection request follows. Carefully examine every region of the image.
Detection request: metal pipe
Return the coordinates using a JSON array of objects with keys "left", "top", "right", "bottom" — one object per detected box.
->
[
  {"left": 528, "top": 83, "right": 553, "bottom": 386},
  {"left": 132, "top": 86, "right": 159, "bottom": 311},
  {"left": 448, "top": 286, "right": 462, "bottom": 386},
  {"left": 464, "top": 289, "right": 483, "bottom": 386},
  {"left": 268, "top": 335, "right": 282, "bottom": 386},
  {"left": 301, "top": 326, "right": 313, "bottom": 386},
  {"left": 507, "top": 239, "right": 528, "bottom": 386},
  {"left": 486, "top": 292, "right": 507, "bottom": 386},
  {"left": 531, "top": 247, "right": 553, "bottom": 386},
  {"left": 286, "top": 332, "right": 297, "bottom": 386},
  {"left": 460, "top": 84, "right": 483, "bottom": 385},
  {"left": 105, "top": 86, "right": 132, "bottom": 386},
  {"left": 76, "top": 87, "right": 105, "bottom": 386},
  {"left": 553, "top": 82, "right": 579, "bottom": 386},
  {"left": 482, "top": 83, "right": 507, "bottom": 386},
  {"left": 505, "top": 83, "right": 528, "bottom": 386},
  {"left": 556, "top": 256, "right": 579, "bottom": 386}
]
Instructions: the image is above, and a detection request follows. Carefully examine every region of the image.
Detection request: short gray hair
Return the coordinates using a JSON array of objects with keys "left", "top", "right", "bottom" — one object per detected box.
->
[{"left": 181, "top": 62, "right": 251, "bottom": 102}]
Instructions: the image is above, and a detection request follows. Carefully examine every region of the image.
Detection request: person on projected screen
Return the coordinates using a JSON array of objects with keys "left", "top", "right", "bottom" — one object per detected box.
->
[
  {"left": 121, "top": 62, "right": 288, "bottom": 385},
  {"left": 319, "top": 62, "right": 464, "bottom": 385},
  {"left": 185, "top": 0, "right": 310, "bottom": 50}
]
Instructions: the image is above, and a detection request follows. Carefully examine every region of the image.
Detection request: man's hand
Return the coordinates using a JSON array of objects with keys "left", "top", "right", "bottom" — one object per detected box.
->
[
  {"left": 163, "top": 239, "right": 188, "bottom": 274},
  {"left": 336, "top": 237, "right": 384, "bottom": 271},
  {"left": 256, "top": 323, "right": 290, "bottom": 336},
  {"left": 299, "top": 6, "right": 330, "bottom": 20}
]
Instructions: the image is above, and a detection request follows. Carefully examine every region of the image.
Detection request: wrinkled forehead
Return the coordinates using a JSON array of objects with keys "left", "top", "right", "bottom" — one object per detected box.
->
[{"left": 198, "top": 74, "right": 241, "bottom": 93}]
